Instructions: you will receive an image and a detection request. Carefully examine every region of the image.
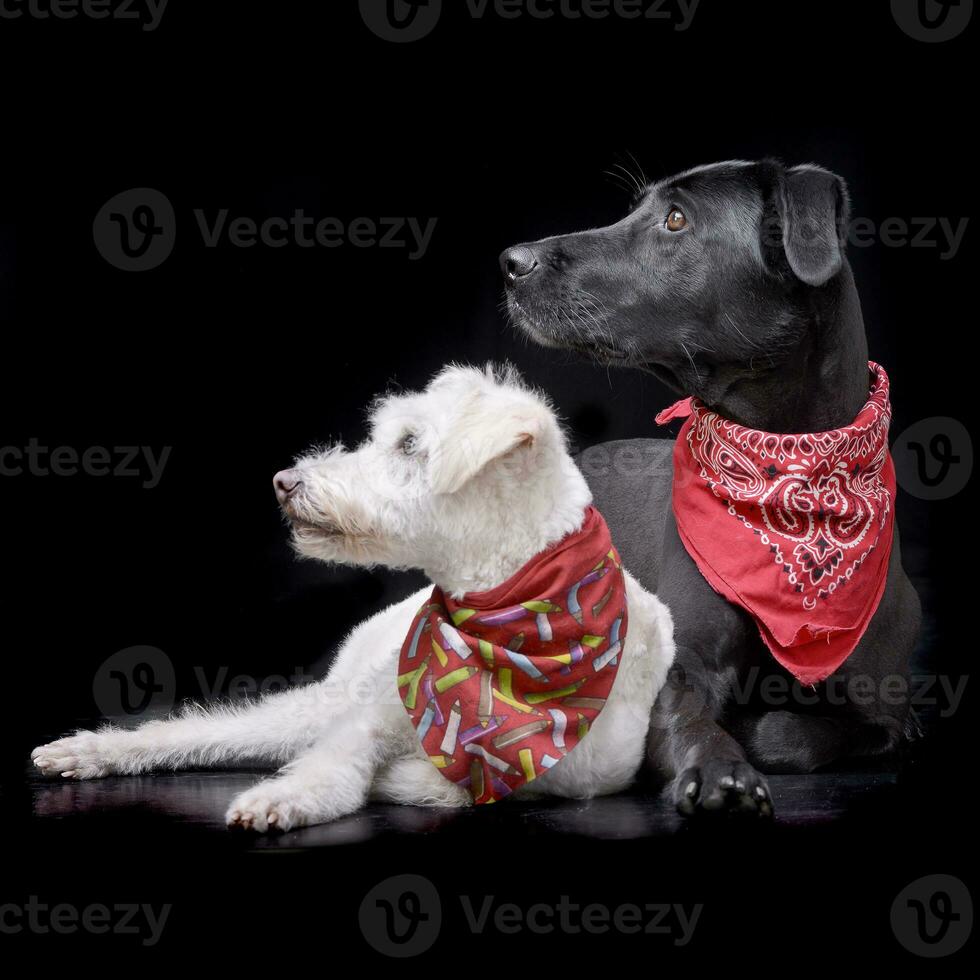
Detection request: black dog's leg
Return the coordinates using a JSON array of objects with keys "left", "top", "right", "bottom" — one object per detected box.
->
[
  {"left": 650, "top": 648, "right": 773, "bottom": 817},
  {"left": 740, "top": 710, "right": 904, "bottom": 773},
  {"left": 651, "top": 522, "right": 773, "bottom": 817}
]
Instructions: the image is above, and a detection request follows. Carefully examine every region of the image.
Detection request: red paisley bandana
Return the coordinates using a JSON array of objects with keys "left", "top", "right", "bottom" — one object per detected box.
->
[
  {"left": 656, "top": 362, "right": 896, "bottom": 686},
  {"left": 398, "top": 507, "right": 628, "bottom": 805}
]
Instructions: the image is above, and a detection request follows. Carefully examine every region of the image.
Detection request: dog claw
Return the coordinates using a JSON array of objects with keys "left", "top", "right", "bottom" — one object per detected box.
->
[
  {"left": 673, "top": 760, "right": 773, "bottom": 819},
  {"left": 225, "top": 805, "right": 287, "bottom": 833},
  {"left": 31, "top": 736, "right": 115, "bottom": 780}
]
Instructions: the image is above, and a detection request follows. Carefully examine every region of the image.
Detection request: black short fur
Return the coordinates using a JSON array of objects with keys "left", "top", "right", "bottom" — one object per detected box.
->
[{"left": 501, "top": 159, "right": 921, "bottom": 818}]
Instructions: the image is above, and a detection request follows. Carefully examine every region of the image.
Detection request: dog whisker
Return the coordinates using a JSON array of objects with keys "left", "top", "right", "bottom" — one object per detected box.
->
[
  {"left": 607, "top": 160, "right": 646, "bottom": 204},
  {"left": 602, "top": 168, "right": 639, "bottom": 200},
  {"left": 680, "top": 341, "right": 703, "bottom": 384},
  {"left": 685, "top": 339, "right": 717, "bottom": 354},
  {"left": 624, "top": 150, "right": 649, "bottom": 192}
]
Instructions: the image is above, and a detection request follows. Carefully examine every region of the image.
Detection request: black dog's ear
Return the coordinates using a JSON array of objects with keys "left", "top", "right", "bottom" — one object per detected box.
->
[{"left": 774, "top": 165, "right": 850, "bottom": 286}]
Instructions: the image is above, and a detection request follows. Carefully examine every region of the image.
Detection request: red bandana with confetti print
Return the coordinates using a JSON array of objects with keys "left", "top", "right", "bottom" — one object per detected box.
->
[
  {"left": 398, "top": 506, "right": 628, "bottom": 805},
  {"left": 656, "top": 361, "right": 896, "bottom": 686}
]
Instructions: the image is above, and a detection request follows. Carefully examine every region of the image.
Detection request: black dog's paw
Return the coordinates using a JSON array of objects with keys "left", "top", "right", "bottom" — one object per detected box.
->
[{"left": 673, "top": 758, "right": 773, "bottom": 819}]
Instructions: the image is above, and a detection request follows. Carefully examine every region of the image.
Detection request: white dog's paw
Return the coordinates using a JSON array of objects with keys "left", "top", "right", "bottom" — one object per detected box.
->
[
  {"left": 226, "top": 780, "right": 320, "bottom": 834},
  {"left": 31, "top": 732, "right": 120, "bottom": 780}
]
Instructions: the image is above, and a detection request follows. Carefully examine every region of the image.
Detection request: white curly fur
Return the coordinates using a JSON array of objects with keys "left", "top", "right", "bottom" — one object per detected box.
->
[{"left": 33, "top": 364, "right": 675, "bottom": 833}]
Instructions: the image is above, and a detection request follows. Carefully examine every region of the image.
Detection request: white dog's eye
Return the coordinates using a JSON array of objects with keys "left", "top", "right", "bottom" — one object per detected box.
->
[{"left": 396, "top": 432, "right": 418, "bottom": 455}]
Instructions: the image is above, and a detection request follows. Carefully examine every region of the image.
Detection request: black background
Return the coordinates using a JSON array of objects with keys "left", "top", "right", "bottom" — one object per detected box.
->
[{"left": 0, "top": 0, "right": 974, "bottom": 966}]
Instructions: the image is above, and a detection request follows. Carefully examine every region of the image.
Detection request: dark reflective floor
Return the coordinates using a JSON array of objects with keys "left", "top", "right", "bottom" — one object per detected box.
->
[
  {"left": 27, "top": 767, "right": 900, "bottom": 849},
  {"left": 11, "top": 742, "right": 962, "bottom": 965}
]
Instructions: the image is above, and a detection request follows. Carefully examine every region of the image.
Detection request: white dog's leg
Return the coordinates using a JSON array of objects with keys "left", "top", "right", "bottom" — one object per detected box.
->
[
  {"left": 225, "top": 711, "right": 392, "bottom": 832},
  {"left": 32, "top": 589, "right": 428, "bottom": 782},
  {"left": 371, "top": 756, "right": 472, "bottom": 808},
  {"left": 31, "top": 681, "right": 339, "bottom": 780},
  {"left": 227, "top": 735, "right": 471, "bottom": 833}
]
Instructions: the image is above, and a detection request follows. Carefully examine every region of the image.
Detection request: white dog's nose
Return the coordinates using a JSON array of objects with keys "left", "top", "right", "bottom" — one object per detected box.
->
[{"left": 273, "top": 469, "right": 303, "bottom": 505}]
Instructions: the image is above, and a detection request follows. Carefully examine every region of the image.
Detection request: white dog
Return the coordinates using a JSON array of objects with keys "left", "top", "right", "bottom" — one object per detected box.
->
[{"left": 33, "top": 365, "right": 674, "bottom": 832}]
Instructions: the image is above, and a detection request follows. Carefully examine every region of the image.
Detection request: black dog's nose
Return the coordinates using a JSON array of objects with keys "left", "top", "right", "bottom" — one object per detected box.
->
[
  {"left": 500, "top": 245, "right": 539, "bottom": 282},
  {"left": 273, "top": 469, "right": 303, "bottom": 505}
]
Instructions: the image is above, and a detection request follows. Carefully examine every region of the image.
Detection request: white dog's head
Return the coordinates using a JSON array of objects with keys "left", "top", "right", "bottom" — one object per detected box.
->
[{"left": 274, "top": 364, "right": 592, "bottom": 594}]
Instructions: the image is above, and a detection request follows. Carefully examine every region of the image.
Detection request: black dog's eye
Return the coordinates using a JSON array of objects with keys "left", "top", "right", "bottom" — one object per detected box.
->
[
  {"left": 396, "top": 432, "right": 418, "bottom": 455},
  {"left": 666, "top": 208, "right": 688, "bottom": 232}
]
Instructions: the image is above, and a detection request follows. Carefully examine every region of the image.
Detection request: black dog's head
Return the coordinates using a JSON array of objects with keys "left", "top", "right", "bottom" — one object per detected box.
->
[{"left": 501, "top": 160, "right": 852, "bottom": 406}]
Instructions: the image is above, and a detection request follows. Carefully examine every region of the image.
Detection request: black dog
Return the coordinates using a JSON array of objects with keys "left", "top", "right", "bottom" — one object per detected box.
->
[{"left": 501, "top": 160, "right": 921, "bottom": 817}]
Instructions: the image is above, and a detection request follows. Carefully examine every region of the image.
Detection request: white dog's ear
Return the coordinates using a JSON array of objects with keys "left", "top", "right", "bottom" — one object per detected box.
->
[{"left": 430, "top": 406, "right": 544, "bottom": 495}]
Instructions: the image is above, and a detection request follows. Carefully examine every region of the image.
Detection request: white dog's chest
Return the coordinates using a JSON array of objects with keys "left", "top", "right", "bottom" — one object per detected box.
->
[{"left": 358, "top": 574, "right": 673, "bottom": 804}]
